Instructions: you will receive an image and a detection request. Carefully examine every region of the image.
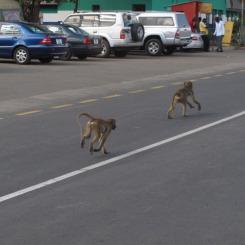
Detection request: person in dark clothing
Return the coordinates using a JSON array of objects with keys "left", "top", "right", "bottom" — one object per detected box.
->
[{"left": 199, "top": 18, "right": 210, "bottom": 51}]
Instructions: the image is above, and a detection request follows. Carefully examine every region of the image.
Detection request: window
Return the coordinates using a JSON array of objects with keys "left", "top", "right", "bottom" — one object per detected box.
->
[
  {"left": 176, "top": 14, "right": 189, "bottom": 28},
  {"left": 100, "top": 14, "right": 116, "bottom": 27},
  {"left": 25, "top": 24, "right": 48, "bottom": 33},
  {"left": 47, "top": 25, "right": 63, "bottom": 34},
  {"left": 138, "top": 17, "right": 174, "bottom": 26},
  {"left": 132, "top": 4, "right": 145, "bottom": 12},
  {"left": 81, "top": 15, "right": 99, "bottom": 27},
  {"left": 92, "top": 5, "right": 100, "bottom": 11},
  {"left": 0, "top": 24, "right": 21, "bottom": 35},
  {"left": 65, "top": 15, "right": 81, "bottom": 25}
]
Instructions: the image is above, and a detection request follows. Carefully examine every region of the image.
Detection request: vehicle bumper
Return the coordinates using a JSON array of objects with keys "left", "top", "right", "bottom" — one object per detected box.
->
[
  {"left": 29, "top": 45, "right": 68, "bottom": 58},
  {"left": 71, "top": 45, "right": 102, "bottom": 56},
  {"left": 174, "top": 38, "right": 192, "bottom": 47}
]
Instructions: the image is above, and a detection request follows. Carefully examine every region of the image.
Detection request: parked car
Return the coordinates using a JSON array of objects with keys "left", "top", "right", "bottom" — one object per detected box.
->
[
  {"left": 64, "top": 12, "right": 144, "bottom": 58},
  {"left": 182, "top": 32, "right": 204, "bottom": 50},
  {"left": 0, "top": 22, "right": 68, "bottom": 64},
  {"left": 136, "top": 12, "right": 192, "bottom": 56},
  {"left": 44, "top": 23, "right": 102, "bottom": 60}
]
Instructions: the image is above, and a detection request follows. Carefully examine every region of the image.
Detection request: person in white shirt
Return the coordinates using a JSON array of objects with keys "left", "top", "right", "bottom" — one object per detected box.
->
[{"left": 213, "top": 16, "right": 225, "bottom": 52}]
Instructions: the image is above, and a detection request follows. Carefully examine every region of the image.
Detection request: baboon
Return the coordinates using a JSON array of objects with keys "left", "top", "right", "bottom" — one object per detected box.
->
[
  {"left": 167, "top": 81, "right": 201, "bottom": 119},
  {"left": 77, "top": 113, "right": 116, "bottom": 154}
]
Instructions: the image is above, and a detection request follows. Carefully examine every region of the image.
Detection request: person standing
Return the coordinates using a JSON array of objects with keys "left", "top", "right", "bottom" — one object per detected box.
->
[
  {"left": 213, "top": 16, "right": 225, "bottom": 52},
  {"left": 199, "top": 18, "right": 210, "bottom": 51}
]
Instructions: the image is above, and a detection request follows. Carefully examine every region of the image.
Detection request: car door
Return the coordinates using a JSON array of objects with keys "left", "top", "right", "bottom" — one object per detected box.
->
[{"left": 0, "top": 23, "right": 21, "bottom": 57}]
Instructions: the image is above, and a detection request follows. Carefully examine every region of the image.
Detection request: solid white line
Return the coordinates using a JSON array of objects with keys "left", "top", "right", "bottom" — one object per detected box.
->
[{"left": 1, "top": 110, "right": 245, "bottom": 204}]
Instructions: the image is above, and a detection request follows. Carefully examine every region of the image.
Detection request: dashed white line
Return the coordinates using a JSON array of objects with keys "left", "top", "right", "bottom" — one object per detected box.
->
[{"left": 1, "top": 110, "right": 245, "bottom": 204}]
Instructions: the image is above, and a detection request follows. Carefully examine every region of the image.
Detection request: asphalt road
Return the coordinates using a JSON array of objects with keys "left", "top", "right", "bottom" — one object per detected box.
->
[
  {"left": 0, "top": 49, "right": 245, "bottom": 114},
  {"left": 0, "top": 68, "right": 245, "bottom": 245}
]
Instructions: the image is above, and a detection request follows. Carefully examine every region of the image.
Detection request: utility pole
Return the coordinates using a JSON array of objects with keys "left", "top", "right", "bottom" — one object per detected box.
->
[{"left": 74, "top": 0, "right": 79, "bottom": 13}]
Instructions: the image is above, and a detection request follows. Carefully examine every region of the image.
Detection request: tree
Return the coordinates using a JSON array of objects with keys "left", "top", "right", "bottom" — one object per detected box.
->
[{"left": 18, "top": 0, "right": 76, "bottom": 23}]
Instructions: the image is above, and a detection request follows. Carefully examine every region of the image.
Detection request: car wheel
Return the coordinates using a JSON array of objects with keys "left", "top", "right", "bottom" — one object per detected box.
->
[
  {"left": 162, "top": 47, "right": 175, "bottom": 55},
  {"left": 77, "top": 55, "right": 88, "bottom": 60},
  {"left": 145, "top": 39, "right": 163, "bottom": 56},
  {"left": 39, "top": 57, "right": 53, "bottom": 64},
  {"left": 114, "top": 50, "right": 128, "bottom": 58},
  {"left": 97, "top": 39, "right": 110, "bottom": 58},
  {"left": 61, "top": 47, "right": 72, "bottom": 61},
  {"left": 14, "top": 46, "right": 30, "bottom": 64},
  {"left": 131, "top": 23, "right": 144, "bottom": 42}
]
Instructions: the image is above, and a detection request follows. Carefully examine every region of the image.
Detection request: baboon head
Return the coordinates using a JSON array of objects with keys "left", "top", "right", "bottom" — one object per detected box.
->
[{"left": 184, "top": 81, "right": 193, "bottom": 89}]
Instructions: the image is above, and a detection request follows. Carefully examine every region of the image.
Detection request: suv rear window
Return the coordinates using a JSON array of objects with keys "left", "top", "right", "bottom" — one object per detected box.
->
[
  {"left": 139, "top": 17, "right": 174, "bottom": 26},
  {"left": 176, "top": 14, "right": 189, "bottom": 28}
]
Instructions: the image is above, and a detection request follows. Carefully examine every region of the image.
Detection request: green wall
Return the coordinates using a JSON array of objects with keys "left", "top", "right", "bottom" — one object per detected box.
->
[
  {"left": 57, "top": 0, "right": 226, "bottom": 13},
  {"left": 58, "top": 0, "right": 152, "bottom": 11}
]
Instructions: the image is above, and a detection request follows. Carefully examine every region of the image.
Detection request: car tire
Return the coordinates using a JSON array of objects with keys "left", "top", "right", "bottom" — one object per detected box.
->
[
  {"left": 61, "top": 47, "right": 72, "bottom": 61},
  {"left": 13, "top": 46, "right": 30, "bottom": 64},
  {"left": 114, "top": 50, "right": 128, "bottom": 57},
  {"left": 145, "top": 39, "right": 163, "bottom": 56},
  {"left": 39, "top": 57, "right": 53, "bottom": 64},
  {"left": 131, "top": 23, "right": 144, "bottom": 42},
  {"left": 162, "top": 46, "right": 175, "bottom": 55},
  {"left": 97, "top": 39, "right": 110, "bottom": 58},
  {"left": 77, "top": 55, "right": 88, "bottom": 60}
]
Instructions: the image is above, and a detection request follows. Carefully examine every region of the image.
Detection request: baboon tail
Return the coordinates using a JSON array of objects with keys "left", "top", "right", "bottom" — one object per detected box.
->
[{"left": 76, "top": 113, "right": 94, "bottom": 128}]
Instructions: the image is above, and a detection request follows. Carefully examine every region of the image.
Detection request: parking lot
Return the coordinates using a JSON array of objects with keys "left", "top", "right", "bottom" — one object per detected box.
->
[{"left": 1, "top": 49, "right": 245, "bottom": 245}]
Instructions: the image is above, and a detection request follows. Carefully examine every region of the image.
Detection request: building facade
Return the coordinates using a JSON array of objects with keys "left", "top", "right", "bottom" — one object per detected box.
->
[
  {"left": 41, "top": 0, "right": 240, "bottom": 22},
  {"left": 0, "top": 0, "right": 21, "bottom": 21}
]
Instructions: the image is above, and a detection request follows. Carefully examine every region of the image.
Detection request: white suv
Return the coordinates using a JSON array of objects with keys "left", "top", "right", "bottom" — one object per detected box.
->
[
  {"left": 136, "top": 12, "right": 192, "bottom": 56},
  {"left": 64, "top": 12, "right": 144, "bottom": 58}
]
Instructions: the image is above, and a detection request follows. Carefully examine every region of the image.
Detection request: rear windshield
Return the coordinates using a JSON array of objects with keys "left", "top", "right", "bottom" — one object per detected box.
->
[
  {"left": 138, "top": 16, "right": 174, "bottom": 26},
  {"left": 25, "top": 23, "right": 49, "bottom": 33},
  {"left": 66, "top": 25, "right": 88, "bottom": 35},
  {"left": 176, "top": 14, "right": 189, "bottom": 28}
]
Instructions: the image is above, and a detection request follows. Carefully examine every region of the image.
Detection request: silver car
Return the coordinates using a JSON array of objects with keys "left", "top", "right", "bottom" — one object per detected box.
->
[
  {"left": 182, "top": 32, "right": 204, "bottom": 50},
  {"left": 136, "top": 12, "right": 192, "bottom": 56}
]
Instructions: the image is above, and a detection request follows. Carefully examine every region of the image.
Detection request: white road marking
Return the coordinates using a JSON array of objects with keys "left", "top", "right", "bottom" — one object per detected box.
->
[
  {"left": 225, "top": 72, "right": 236, "bottom": 75},
  {"left": 214, "top": 74, "right": 224, "bottom": 77},
  {"left": 1, "top": 110, "right": 245, "bottom": 204}
]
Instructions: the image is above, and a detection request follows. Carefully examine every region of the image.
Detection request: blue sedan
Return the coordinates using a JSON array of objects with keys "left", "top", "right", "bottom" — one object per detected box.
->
[{"left": 0, "top": 22, "right": 68, "bottom": 64}]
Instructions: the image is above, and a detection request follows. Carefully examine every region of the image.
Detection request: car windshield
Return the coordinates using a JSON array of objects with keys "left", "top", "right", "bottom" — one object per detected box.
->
[
  {"left": 66, "top": 25, "right": 88, "bottom": 35},
  {"left": 25, "top": 24, "right": 50, "bottom": 33}
]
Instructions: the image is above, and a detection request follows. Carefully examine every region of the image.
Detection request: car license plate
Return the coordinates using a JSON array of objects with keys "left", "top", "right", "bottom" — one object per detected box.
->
[
  {"left": 56, "top": 39, "right": 63, "bottom": 45},
  {"left": 93, "top": 38, "right": 99, "bottom": 45}
]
